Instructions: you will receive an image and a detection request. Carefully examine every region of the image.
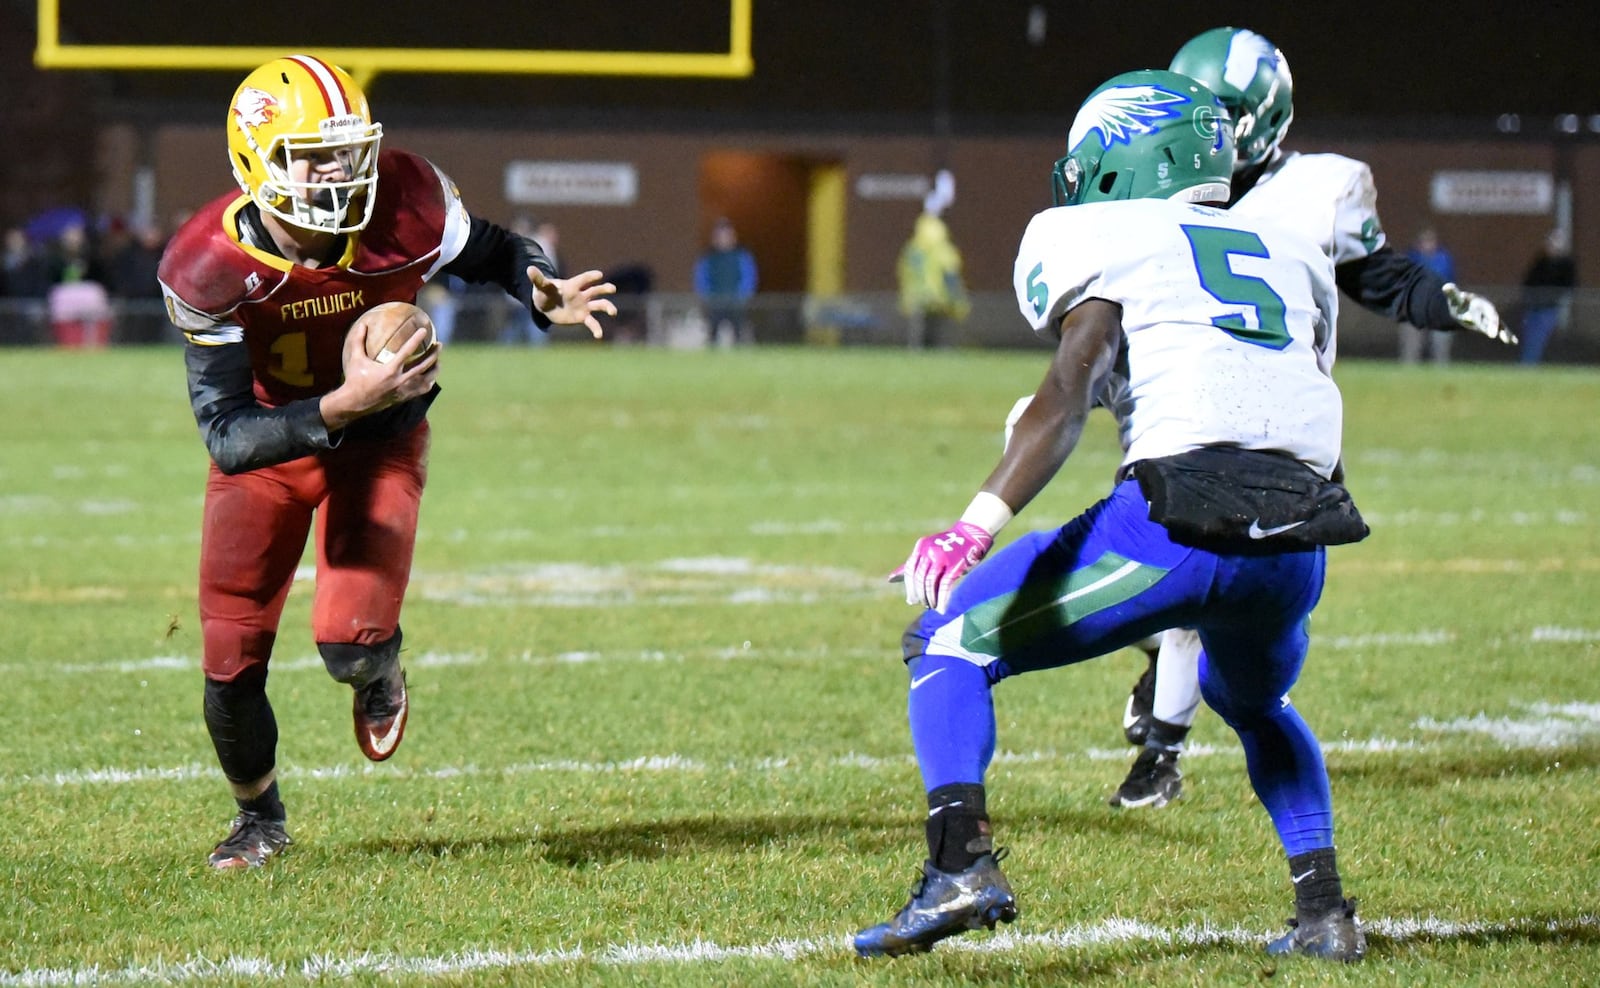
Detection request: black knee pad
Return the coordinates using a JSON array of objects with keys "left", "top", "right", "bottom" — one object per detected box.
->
[
  {"left": 204, "top": 669, "right": 277, "bottom": 785},
  {"left": 318, "top": 627, "right": 402, "bottom": 687}
]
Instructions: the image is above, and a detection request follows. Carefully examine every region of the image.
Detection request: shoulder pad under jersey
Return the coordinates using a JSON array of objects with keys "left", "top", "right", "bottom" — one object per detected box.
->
[
  {"left": 1013, "top": 203, "right": 1115, "bottom": 343},
  {"left": 157, "top": 192, "right": 285, "bottom": 336},
  {"left": 353, "top": 148, "right": 453, "bottom": 272},
  {"left": 1249, "top": 151, "right": 1386, "bottom": 264}
]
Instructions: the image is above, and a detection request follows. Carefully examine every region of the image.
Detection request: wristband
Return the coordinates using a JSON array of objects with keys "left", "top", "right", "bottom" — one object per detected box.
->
[{"left": 958, "top": 491, "right": 1014, "bottom": 538}]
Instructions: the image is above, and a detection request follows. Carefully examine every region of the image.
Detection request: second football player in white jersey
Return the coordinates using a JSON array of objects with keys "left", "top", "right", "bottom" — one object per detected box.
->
[
  {"left": 856, "top": 69, "right": 1367, "bottom": 962},
  {"left": 1010, "top": 27, "right": 1515, "bottom": 810}
]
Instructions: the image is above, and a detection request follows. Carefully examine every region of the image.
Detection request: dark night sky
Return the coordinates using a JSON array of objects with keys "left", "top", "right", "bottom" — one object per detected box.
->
[
  {"left": 49, "top": 1, "right": 1600, "bottom": 134},
  {"left": 9, "top": 0, "right": 1600, "bottom": 224}
]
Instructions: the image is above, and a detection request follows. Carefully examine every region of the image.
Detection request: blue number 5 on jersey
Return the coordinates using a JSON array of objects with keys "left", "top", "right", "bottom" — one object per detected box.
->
[{"left": 1181, "top": 225, "right": 1291, "bottom": 349}]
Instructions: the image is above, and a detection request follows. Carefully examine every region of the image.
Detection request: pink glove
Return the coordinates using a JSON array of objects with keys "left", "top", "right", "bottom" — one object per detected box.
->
[{"left": 891, "top": 521, "right": 995, "bottom": 612}]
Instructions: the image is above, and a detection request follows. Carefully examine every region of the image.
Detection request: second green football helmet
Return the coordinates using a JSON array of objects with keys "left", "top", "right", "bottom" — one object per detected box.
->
[
  {"left": 1051, "top": 69, "right": 1234, "bottom": 208},
  {"left": 1170, "top": 27, "right": 1294, "bottom": 171}
]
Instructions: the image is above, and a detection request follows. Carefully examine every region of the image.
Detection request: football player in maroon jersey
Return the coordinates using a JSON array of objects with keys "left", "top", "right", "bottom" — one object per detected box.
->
[{"left": 158, "top": 54, "right": 616, "bottom": 869}]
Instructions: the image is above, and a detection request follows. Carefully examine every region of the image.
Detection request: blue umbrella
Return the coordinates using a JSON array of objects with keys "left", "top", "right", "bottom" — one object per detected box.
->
[{"left": 24, "top": 206, "right": 90, "bottom": 245}]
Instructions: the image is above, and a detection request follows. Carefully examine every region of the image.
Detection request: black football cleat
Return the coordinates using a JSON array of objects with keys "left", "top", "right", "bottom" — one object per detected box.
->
[
  {"left": 354, "top": 665, "right": 408, "bottom": 762},
  {"left": 209, "top": 811, "right": 292, "bottom": 870},
  {"left": 1267, "top": 897, "right": 1367, "bottom": 962},
  {"left": 854, "top": 850, "right": 1018, "bottom": 957},
  {"left": 1108, "top": 746, "right": 1183, "bottom": 809}
]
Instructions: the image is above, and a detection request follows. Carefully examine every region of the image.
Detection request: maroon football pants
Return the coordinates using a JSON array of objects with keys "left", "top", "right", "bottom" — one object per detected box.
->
[{"left": 198, "top": 422, "right": 430, "bottom": 681}]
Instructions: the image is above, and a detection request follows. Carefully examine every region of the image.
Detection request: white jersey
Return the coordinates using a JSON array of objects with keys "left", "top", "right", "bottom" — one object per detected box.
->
[
  {"left": 1229, "top": 150, "right": 1386, "bottom": 267},
  {"left": 1012, "top": 198, "right": 1343, "bottom": 479}
]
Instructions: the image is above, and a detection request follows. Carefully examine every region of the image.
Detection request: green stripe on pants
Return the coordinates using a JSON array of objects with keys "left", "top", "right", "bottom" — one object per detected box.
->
[{"left": 958, "top": 552, "right": 1169, "bottom": 659}]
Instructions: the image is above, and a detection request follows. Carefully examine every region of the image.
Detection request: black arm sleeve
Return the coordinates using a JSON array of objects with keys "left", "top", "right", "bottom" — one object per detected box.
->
[
  {"left": 185, "top": 341, "right": 337, "bottom": 475},
  {"left": 1333, "top": 246, "right": 1457, "bottom": 330},
  {"left": 185, "top": 341, "right": 436, "bottom": 474},
  {"left": 439, "top": 214, "right": 558, "bottom": 328}
]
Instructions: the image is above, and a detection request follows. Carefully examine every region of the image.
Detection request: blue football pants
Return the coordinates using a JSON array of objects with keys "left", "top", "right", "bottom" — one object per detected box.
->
[{"left": 902, "top": 478, "right": 1335, "bottom": 857}]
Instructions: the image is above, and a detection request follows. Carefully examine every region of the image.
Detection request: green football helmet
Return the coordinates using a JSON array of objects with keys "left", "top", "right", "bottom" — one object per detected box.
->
[
  {"left": 1170, "top": 27, "right": 1294, "bottom": 171},
  {"left": 1051, "top": 69, "right": 1234, "bottom": 208}
]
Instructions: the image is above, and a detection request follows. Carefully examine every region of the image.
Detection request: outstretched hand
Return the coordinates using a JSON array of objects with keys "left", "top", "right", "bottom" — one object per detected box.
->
[
  {"left": 889, "top": 521, "right": 995, "bottom": 613},
  {"left": 1443, "top": 283, "right": 1517, "bottom": 345},
  {"left": 529, "top": 267, "right": 618, "bottom": 339}
]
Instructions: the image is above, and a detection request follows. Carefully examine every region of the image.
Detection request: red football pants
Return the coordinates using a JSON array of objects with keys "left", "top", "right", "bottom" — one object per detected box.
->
[{"left": 198, "top": 423, "right": 430, "bottom": 681}]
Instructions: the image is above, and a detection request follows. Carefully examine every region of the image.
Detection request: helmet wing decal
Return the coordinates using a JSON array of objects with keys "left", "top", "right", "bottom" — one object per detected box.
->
[
  {"left": 1069, "top": 86, "right": 1188, "bottom": 153},
  {"left": 1220, "top": 31, "right": 1279, "bottom": 92},
  {"left": 1053, "top": 69, "right": 1235, "bottom": 206}
]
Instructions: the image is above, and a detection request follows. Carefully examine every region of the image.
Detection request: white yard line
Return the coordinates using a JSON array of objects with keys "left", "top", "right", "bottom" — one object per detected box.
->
[
  {"left": 1320, "top": 629, "right": 1453, "bottom": 649},
  {"left": 13, "top": 624, "right": 1595, "bottom": 679},
  {"left": 1358, "top": 509, "right": 1588, "bottom": 527},
  {"left": 3, "top": 914, "right": 1596, "bottom": 984},
  {"left": 0, "top": 730, "right": 1543, "bottom": 791},
  {"left": 1531, "top": 626, "right": 1600, "bottom": 643},
  {"left": 1414, "top": 701, "right": 1600, "bottom": 748},
  {"left": 0, "top": 642, "right": 883, "bottom": 678}
]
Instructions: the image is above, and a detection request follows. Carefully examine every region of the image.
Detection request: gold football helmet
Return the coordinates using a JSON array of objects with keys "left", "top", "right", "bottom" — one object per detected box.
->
[{"left": 226, "top": 55, "right": 383, "bottom": 234}]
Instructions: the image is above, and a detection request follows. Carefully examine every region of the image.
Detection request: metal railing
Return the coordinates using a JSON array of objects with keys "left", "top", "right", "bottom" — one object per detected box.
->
[{"left": 2, "top": 290, "right": 1595, "bottom": 363}]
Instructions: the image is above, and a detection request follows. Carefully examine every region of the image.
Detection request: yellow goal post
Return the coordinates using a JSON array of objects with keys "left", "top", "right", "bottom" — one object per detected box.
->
[{"left": 35, "top": 0, "right": 753, "bottom": 86}]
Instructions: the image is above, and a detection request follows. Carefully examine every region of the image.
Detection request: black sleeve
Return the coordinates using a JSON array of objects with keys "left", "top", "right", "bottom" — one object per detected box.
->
[
  {"left": 185, "top": 341, "right": 337, "bottom": 475},
  {"left": 1333, "top": 246, "right": 1457, "bottom": 331},
  {"left": 439, "top": 214, "right": 559, "bottom": 328}
]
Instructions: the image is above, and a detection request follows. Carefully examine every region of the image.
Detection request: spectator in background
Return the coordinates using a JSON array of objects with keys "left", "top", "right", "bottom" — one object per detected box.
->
[
  {"left": 46, "top": 223, "right": 109, "bottom": 288},
  {"left": 45, "top": 223, "right": 113, "bottom": 347},
  {"left": 1, "top": 227, "right": 51, "bottom": 344},
  {"left": 1518, "top": 228, "right": 1576, "bottom": 365},
  {"left": 110, "top": 220, "right": 170, "bottom": 343},
  {"left": 605, "top": 262, "right": 655, "bottom": 345},
  {"left": 2, "top": 227, "right": 49, "bottom": 299},
  {"left": 533, "top": 219, "right": 562, "bottom": 278},
  {"left": 897, "top": 210, "right": 970, "bottom": 348},
  {"left": 97, "top": 217, "right": 133, "bottom": 288},
  {"left": 417, "top": 273, "right": 463, "bottom": 346},
  {"left": 1399, "top": 228, "right": 1457, "bottom": 365},
  {"left": 500, "top": 215, "right": 553, "bottom": 345},
  {"left": 694, "top": 217, "right": 758, "bottom": 347},
  {"left": 110, "top": 220, "right": 165, "bottom": 296}
]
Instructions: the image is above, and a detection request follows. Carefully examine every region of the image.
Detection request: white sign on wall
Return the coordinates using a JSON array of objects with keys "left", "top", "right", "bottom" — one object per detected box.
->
[
  {"left": 855, "top": 173, "right": 931, "bottom": 201},
  {"left": 504, "top": 162, "right": 638, "bottom": 205},
  {"left": 1429, "top": 171, "right": 1553, "bottom": 215}
]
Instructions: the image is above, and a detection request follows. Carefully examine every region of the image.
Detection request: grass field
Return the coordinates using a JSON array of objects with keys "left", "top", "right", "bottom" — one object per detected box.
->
[{"left": 1, "top": 344, "right": 1597, "bottom": 986}]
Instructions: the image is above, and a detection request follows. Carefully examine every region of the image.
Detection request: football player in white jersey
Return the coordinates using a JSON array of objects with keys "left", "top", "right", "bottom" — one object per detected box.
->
[
  {"left": 1071, "top": 27, "right": 1514, "bottom": 810},
  {"left": 855, "top": 69, "right": 1366, "bottom": 962}
]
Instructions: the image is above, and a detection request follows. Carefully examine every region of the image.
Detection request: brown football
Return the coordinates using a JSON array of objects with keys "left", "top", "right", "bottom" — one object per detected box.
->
[{"left": 353, "top": 301, "right": 438, "bottom": 366}]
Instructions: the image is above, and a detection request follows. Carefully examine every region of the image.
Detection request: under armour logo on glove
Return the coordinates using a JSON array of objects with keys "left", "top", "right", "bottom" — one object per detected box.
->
[{"left": 890, "top": 521, "right": 995, "bottom": 613}]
